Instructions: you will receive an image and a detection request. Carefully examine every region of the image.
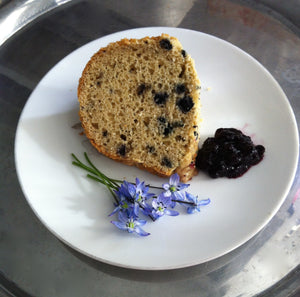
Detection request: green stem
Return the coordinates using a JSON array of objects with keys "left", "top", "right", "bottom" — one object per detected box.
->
[
  {"left": 72, "top": 160, "right": 99, "bottom": 177},
  {"left": 72, "top": 153, "right": 120, "bottom": 189},
  {"left": 86, "top": 174, "right": 118, "bottom": 190},
  {"left": 84, "top": 153, "right": 120, "bottom": 188},
  {"left": 72, "top": 153, "right": 121, "bottom": 204},
  {"left": 86, "top": 174, "right": 119, "bottom": 204},
  {"left": 72, "top": 153, "right": 168, "bottom": 209}
]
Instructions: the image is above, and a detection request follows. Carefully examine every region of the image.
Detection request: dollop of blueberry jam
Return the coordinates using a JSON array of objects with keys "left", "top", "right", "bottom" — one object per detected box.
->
[{"left": 196, "top": 128, "right": 265, "bottom": 178}]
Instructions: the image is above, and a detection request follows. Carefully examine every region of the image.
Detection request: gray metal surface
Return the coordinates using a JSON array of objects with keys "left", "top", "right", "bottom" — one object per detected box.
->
[{"left": 0, "top": 0, "right": 300, "bottom": 296}]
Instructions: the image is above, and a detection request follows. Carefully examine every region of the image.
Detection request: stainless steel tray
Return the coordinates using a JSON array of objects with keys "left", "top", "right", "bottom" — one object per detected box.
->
[{"left": 0, "top": 1, "right": 299, "bottom": 296}]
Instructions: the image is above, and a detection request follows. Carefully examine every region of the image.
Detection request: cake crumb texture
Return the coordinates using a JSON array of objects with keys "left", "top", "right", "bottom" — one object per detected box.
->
[{"left": 78, "top": 34, "right": 200, "bottom": 181}]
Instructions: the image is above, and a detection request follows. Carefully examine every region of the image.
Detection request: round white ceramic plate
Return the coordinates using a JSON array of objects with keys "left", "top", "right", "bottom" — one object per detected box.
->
[{"left": 15, "top": 27, "right": 299, "bottom": 270}]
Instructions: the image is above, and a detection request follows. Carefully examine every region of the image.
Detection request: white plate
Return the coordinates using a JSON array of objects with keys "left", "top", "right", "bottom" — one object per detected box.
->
[{"left": 15, "top": 27, "right": 299, "bottom": 270}]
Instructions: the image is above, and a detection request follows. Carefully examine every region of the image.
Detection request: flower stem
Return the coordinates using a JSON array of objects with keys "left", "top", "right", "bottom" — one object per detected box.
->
[
  {"left": 83, "top": 152, "right": 120, "bottom": 188},
  {"left": 71, "top": 153, "right": 120, "bottom": 204},
  {"left": 86, "top": 174, "right": 119, "bottom": 204},
  {"left": 172, "top": 199, "right": 196, "bottom": 206},
  {"left": 145, "top": 184, "right": 164, "bottom": 190}
]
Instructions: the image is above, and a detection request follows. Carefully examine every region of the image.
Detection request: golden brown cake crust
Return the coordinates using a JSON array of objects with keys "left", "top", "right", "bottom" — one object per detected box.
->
[{"left": 78, "top": 34, "right": 201, "bottom": 181}]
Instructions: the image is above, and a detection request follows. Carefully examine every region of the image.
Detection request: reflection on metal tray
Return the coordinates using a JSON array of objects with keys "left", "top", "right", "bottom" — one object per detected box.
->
[{"left": 0, "top": 1, "right": 300, "bottom": 296}]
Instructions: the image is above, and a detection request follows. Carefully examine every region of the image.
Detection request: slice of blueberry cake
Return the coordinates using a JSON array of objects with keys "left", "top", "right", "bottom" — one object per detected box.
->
[{"left": 78, "top": 34, "right": 200, "bottom": 181}]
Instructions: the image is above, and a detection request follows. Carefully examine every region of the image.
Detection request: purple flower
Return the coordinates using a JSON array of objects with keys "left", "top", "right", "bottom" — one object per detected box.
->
[
  {"left": 118, "top": 181, "right": 133, "bottom": 199},
  {"left": 111, "top": 211, "right": 150, "bottom": 236},
  {"left": 108, "top": 191, "right": 133, "bottom": 217},
  {"left": 72, "top": 153, "right": 212, "bottom": 238},
  {"left": 151, "top": 193, "right": 179, "bottom": 220},
  {"left": 127, "top": 178, "right": 154, "bottom": 216},
  {"left": 135, "top": 178, "right": 155, "bottom": 200},
  {"left": 162, "top": 173, "right": 189, "bottom": 206},
  {"left": 185, "top": 192, "right": 211, "bottom": 214}
]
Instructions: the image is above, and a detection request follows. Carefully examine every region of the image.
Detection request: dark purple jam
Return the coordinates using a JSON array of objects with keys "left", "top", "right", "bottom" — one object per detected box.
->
[{"left": 196, "top": 128, "right": 265, "bottom": 178}]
